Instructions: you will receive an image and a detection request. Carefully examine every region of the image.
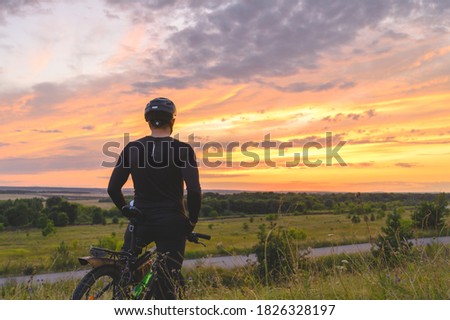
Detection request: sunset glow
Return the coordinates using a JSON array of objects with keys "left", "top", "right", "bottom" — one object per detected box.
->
[{"left": 1, "top": 0, "right": 449, "bottom": 192}]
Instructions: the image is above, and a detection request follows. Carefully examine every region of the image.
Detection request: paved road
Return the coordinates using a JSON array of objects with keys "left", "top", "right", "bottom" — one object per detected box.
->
[{"left": 1, "top": 236, "right": 449, "bottom": 287}]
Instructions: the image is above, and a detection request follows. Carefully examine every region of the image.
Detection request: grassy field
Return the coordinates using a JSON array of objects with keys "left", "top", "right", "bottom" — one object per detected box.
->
[
  {"left": 1, "top": 211, "right": 448, "bottom": 276},
  {"left": 2, "top": 243, "right": 449, "bottom": 299}
]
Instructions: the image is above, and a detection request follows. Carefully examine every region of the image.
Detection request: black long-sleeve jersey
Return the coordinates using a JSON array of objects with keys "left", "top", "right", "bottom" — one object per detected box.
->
[{"left": 107, "top": 136, "right": 201, "bottom": 223}]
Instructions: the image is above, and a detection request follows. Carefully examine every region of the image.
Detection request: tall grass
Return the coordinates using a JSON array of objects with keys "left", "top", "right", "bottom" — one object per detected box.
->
[
  {"left": 2, "top": 243, "right": 448, "bottom": 300},
  {"left": 185, "top": 243, "right": 450, "bottom": 299}
]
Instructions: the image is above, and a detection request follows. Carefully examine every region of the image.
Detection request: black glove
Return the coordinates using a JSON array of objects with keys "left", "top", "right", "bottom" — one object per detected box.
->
[
  {"left": 184, "top": 217, "right": 196, "bottom": 235},
  {"left": 121, "top": 205, "right": 143, "bottom": 220}
]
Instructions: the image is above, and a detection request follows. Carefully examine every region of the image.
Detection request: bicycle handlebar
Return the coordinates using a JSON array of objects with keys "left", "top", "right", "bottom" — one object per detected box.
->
[
  {"left": 193, "top": 232, "right": 211, "bottom": 240},
  {"left": 187, "top": 232, "right": 211, "bottom": 244}
]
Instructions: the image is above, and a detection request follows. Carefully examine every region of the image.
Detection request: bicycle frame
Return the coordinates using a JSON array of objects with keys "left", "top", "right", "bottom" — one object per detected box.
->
[{"left": 73, "top": 205, "right": 211, "bottom": 300}]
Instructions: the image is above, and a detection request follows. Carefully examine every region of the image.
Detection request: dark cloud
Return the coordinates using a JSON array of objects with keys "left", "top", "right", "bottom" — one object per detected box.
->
[
  {"left": 106, "top": 0, "right": 177, "bottom": 10},
  {"left": 32, "top": 129, "right": 62, "bottom": 133},
  {"left": 351, "top": 162, "right": 375, "bottom": 167},
  {"left": 0, "top": 0, "right": 50, "bottom": 23},
  {"left": 383, "top": 30, "right": 409, "bottom": 40},
  {"left": 0, "top": 142, "right": 10, "bottom": 147},
  {"left": 0, "top": 153, "right": 101, "bottom": 174},
  {"left": 102, "top": 0, "right": 450, "bottom": 92},
  {"left": 349, "top": 136, "right": 398, "bottom": 145},
  {"left": 111, "top": 0, "right": 436, "bottom": 90},
  {"left": 275, "top": 80, "right": 353, "bottom": 93},
  {"left": 289, "top": 133, "right": 346, "bottom": 146},
  {"left": 200, "top": 173, "right": 249, "bottom": 179},
  {"left": 322, "top": 109, "right": 376, "bottom": 122},
  {"left": 82, "top": 125, "right": 95, "bottom": 130},
  {"left": 26, "top": 82, "right": 74, "bottom": 112},
  {"left": 103, "top": 9, "right": 120, "bottom": 19}
]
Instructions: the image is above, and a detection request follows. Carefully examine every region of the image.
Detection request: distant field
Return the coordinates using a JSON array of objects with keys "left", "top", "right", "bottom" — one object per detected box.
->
[
  {"left": 70, "top": 199, "right": 115, "bottom": 209},
  {"left": 2, "top": 210, "right": 447, "bottom": 276},
  {"left": 0, "top": 194, "right": 44, "bottom": 200}
]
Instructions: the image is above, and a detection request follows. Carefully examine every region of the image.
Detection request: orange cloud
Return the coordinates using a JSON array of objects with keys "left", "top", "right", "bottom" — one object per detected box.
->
[{"left": 412, "top": 45, "right": 450, "bottom": 68}]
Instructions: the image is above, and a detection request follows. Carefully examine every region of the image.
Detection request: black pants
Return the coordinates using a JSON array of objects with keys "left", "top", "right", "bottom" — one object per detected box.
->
[{"left": 122, "top": 210, "right": 186, "bottom": 299}]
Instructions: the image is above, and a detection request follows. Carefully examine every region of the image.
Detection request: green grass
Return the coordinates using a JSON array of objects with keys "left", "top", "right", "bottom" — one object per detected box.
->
[
  {"left": 2, "top": 244, "right": 449, "bottom": 300},
  {"left": 1, "top": 212, "right": 448, "bottom": 276}
]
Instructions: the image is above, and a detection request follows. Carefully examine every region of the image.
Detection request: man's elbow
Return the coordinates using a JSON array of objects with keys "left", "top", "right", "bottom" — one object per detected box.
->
[{"left": 107, "top": 185, "right": 118, "bottom": 197}]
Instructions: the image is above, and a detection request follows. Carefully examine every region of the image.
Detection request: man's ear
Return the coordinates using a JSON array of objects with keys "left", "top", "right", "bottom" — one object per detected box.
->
[{"left": 170, "top": 118, "right": 175, "bottom": 134}]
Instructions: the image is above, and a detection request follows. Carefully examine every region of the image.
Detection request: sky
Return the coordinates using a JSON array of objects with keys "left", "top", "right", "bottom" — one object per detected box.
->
[{"left": 0, "top": 0, "right": 449, "bottom": 192}]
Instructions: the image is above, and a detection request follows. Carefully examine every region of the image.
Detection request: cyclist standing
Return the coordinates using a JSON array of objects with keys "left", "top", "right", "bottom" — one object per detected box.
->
[{"left": 107, "top": 97, "right": 201, "bottom": 299}]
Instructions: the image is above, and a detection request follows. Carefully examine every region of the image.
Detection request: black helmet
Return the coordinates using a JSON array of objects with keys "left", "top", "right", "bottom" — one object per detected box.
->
[{"left": 144, "top": 97, "right": 177, "bottom": 122}]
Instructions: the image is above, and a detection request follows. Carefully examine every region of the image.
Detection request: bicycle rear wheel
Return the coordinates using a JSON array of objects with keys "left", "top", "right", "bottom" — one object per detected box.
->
[{"left": 71, "top": 265, "right": 126, "bottom": 300}]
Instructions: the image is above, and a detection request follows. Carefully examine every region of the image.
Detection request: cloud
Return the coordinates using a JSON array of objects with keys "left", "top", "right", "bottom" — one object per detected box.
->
[
  {"left": 350, "top": 162, "right": 375, "bottom": 168},
  {"left": 0, "top": 153, "right": 100, "bottom": 174},
  {"left": 322, "top": 109, "right": 376, "bottom": 122},
  {"left": 82, "top": 125, "right": 95, "bottom": 130},
  {"left": 274, "top": 80, "right": 356, "bottom": 93},
  {"left": 395, "top": 162, "right": 416, "bottom": 168},
  {"left": 348, "top": 136, "right": 398, "bottom": 145},
  {"left": 105, "top": 0, "right": 427, "bottom": 89},
  {"left": 106, "top": 0, "right": 178, "bottom": 10},
  {"left": 201, "top": 173, "right": 249, "bottom": 179},
  {"left": 289, "top": 133, "right": 346, "bottom": 146},
  {"left": 412, "top": 45, "right": 450, "bottom": 68},
  {"left": 0, "top": 0, "right": 51, "bottom": 23},
  {"left": 98, "top": 0, "right": 450, "bottom": 97},
  {"left": 26, "top": 82, "right": 75, "bottom": 112},
  {"left": 0, "top": 142, "right": 10, "bottom": 147},
  {"left": 32, "top": 129, "right": 62, "bottom": 133}
]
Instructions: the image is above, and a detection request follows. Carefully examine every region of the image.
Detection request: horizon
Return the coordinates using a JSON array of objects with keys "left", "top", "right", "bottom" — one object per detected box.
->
[
  {"left": 0, "top": 185, "right": 446, "bottom": 195},
  {"left": 1, "top": 1, "right": 450, "bottom": 192}
]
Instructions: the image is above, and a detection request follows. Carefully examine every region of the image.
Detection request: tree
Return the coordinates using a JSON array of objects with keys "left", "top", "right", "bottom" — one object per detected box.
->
[
  {"left": 59, "top": 201, "right": 78, "bottom": 225},
  {"left": 46, "top": 196, "right": 64, "bottom": 208},
  {"left": 55, "top": 212, "right": 69, "bottom": 227},
  {"left": 5, "top": 203, "right": 31, "bottom": 227}
]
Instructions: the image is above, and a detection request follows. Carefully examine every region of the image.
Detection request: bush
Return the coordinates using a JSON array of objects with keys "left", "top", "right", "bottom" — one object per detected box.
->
[
  {"left": 265, "top": 214, "right": 278, "bottom": 222},
  {"left": 372, "top": 209, "right": 413, "bottom": 264},
  {"left": 42, "top": 220, "right": 56, "bottom": 237},
  {"left": 92, "top": 207, "right": 106, "bottom": 225},
  {"left": 350, "top": 215, "right": 361, "bottom": 224},
  {"left": 254, "top": 224, "right": 306, "bottom": 284},
  {"left": 96, "top": 233, "right": 119, "bottom": 250},
  {"left": 50, "top": 241, "right": 77, "bottom": 271},
  {"left": 412, "top": 193, "right": 448, "bottom": 230}
]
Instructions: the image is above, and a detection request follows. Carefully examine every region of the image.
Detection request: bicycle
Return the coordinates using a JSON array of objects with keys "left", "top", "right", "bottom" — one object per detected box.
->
[{"left": 71, "top": 205, "right": 210, "bottom": 300}]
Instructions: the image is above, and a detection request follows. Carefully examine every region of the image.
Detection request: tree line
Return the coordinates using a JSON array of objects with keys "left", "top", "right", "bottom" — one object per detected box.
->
[
  {"left": 198, "top": 191, "right": 441, "bottom": 216},
  {"left": 0, "top": 192, "right": 448, "bottom": 233},
  {"left": 0, "top": 196, "right": 121, "bottom": 234}
]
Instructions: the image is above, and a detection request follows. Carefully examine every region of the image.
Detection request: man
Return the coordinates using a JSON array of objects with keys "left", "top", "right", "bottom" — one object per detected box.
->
[{"left": 107, "top": 97, "right": 201, "bottom": 299}]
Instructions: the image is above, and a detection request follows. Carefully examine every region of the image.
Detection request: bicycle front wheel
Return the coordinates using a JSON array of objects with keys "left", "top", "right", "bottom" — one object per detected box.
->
[{"left": 71, "top": 265, "right": 126, "bottom": 300}]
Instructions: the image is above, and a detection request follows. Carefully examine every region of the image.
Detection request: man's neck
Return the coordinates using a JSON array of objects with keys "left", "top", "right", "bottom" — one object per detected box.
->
[{"left": 150, "top": 128, "right": 171, "bottom": 137}]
